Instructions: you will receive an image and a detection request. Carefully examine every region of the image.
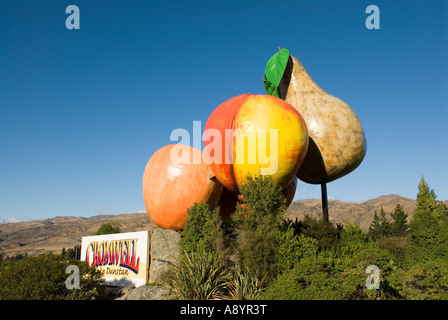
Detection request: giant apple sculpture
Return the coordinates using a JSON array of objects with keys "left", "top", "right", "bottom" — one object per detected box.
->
[
  {"left": 204, "top": 94, "right": 309, "bottom": 193},
  {"left": 142, "top": 144, "right": 223, "bottom": 230}
]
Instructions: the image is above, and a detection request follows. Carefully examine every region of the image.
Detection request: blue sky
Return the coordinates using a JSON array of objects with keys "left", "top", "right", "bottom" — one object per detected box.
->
[{"left": 1, "top": 0, "right": 447, "bottom": 221}]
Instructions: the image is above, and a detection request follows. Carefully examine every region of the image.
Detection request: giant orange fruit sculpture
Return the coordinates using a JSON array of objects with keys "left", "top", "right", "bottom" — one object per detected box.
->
[
  {"left": 142, "top": 144, "right": 223, "bottom": 230},
  {"left": 204, "top": 94, "right": 309, "bottom": 193}
]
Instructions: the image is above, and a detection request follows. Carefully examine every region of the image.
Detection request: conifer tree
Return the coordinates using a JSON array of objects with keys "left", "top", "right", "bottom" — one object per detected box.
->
[
  {"left": 415, "top": 176, "right": 439, "bottom": 214},
  {"left": 390, "top": 204, "right": 408, "bottom": 236},
  {"left": 369, "top": 211, "right": 381, "bottom": 239},
  {"left": 405, "top": 177, "right": 448, "bottom": 267},
  {"left": 378, "top": 207, "right": 391, "bottom": 236},
  {"left": 368, "top": 207, "right": 391, "bottom": 239}
]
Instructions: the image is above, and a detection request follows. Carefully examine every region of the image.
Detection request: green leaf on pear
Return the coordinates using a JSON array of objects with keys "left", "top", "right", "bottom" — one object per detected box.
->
[{"left": 264, "top": 48, "right": 289, "bottom": 87}]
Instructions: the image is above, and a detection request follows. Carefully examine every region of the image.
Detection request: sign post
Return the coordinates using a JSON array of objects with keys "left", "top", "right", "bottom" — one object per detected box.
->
[{"left": 80, "top": 231, "right": 150, "bottom": 287}]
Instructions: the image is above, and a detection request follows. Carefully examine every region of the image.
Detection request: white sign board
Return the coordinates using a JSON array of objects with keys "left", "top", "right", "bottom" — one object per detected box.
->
[{"left": 81, "top": 231, "right": 149, "bottom": 287}]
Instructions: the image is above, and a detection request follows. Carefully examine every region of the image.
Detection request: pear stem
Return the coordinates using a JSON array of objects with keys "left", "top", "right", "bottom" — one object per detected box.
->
[{"left": 321, "top": 183, "right": 329, "bottom": 223}]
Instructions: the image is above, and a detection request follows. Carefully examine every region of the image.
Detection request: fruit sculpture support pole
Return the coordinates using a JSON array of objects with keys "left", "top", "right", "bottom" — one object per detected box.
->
[{"left": 321, "top": 183, "right": 329, "bottom": 223}]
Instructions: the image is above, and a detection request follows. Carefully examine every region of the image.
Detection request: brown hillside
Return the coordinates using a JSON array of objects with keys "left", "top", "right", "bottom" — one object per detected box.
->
[
  {"left": 285, "top": 194, "right": 417, "bottom": 230},
  {"left": 0, "top": 213, "right": 155, "bottom": 258}
]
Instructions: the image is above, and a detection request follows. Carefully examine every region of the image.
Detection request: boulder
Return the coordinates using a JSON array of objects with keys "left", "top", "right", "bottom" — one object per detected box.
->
[
  {"left": 102, "top": 285, "right": 134, "bottom": 300},
  {"left": 148, "top": 227, "right": 181, "bottom": 284},
  {"left": 126, "top": 285, "right": 170, "bottom": 300}
]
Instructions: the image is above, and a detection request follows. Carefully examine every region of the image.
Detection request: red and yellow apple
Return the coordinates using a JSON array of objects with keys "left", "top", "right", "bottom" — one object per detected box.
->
[
  {"left": 142, "top": 144, "right": 223, "bottom": 230},
  {"left": 204, "top": 94, "right": 308, "bottom": 192}
]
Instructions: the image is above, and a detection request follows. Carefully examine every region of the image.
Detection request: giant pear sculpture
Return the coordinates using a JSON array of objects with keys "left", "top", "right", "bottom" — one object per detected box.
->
[{"left": 264, "top": 48, "right": 366, "bottom": 221}]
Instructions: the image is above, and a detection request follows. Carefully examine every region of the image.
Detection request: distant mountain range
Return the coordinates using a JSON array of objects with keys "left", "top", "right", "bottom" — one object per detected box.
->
[
  {"left": 1, "top": 194, "right": 446, "bottom": 258},
  {"left": 286, "top": 194, "right": 420, "bottom": 230},
  {"left": 0, "top": 217, "right": 23, "bottom": 224}
]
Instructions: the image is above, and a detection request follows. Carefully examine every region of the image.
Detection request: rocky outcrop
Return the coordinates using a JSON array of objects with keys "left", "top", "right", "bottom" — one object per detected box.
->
[
  {"left": 103, "top": 285, "right": 134, "bottom": 300},
  {"left": 103, "top": 284, "right": 171, "bottom": 300},
  {"left": 102, "top": 226, "right": 181, "bottom": 300},
  {"left": 123, "top": 227, "right": 181, "bottom": 300},
  {"left": 148, "top": 227, "right": 181, "bottom": 284}
]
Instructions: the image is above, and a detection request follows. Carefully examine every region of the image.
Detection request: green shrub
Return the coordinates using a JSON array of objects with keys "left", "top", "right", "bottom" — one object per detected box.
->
[
  {"left": 233, "top": 175, "right": 287, "bottom": 232},
  {"left": 178, "top": 202, "right": 223, "bottom": 255},
  {"left": 0, "top": 253, "right": 104, "bottom": 300},
  {"left": 260, "top": 256, "right": 348, "bottom": 300},
  {"left": 292, "top": 215, "right": 342, "bottom": 249},
  {"left": 377, "top": 236, "right": 407, "bottom": 267},
  {"left": 95, "top": 222, "right": 121, "bottom": 235},
  {"left": 277, "top": 226, "right": 319, "bottom": 273},
  {"left": 261, "top": 225, "right": 399, "bottom": 300},
  {"left": 232, "top": 175, "right": 287, "bottom": 283},
  {"left": 390, "top": 259, "right": 448, "bottom": 300}
]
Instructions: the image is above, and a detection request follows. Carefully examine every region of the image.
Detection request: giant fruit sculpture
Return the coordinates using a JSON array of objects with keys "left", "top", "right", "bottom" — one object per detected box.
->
[
  {"left": 264, "top": 48, "right": 366, "bottom": 184},
  {"left": 142, "top": 144, "right": 223, "bottom": 230},
  {"left": 204, "top": 94, "right": 309, "bottom": 193}
]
